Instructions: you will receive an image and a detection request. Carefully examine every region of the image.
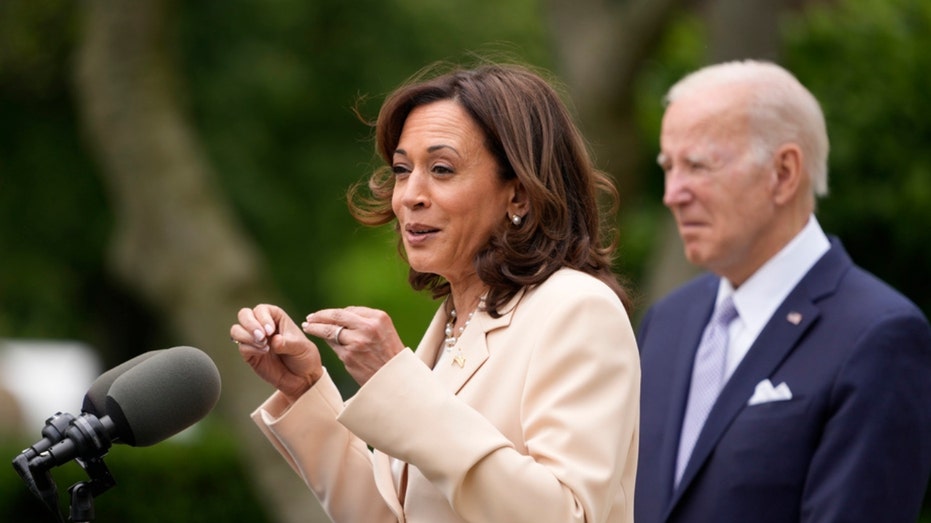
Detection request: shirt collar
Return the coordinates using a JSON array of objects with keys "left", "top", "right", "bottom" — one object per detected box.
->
[{"left": 717, "top": 215, "right": 830, "bottom": 331}]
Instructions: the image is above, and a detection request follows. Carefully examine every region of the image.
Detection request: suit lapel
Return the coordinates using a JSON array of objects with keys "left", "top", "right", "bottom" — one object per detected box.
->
[
  {"left": 667, "top": 240, "right": 852, "bottom": 514},
  {"left": 657, "top": 282, "right": 718, "bottom": 498},
  {"left": 672, "top": 297, "right": 820, "bottom": 499}
]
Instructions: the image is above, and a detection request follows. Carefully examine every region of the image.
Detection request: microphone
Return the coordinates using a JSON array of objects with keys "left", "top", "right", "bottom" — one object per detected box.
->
[
  {"left": 105, "top": 345, "right": 220, "bottom": 447},
  {"left": 81, "top": 349, "right": 163, "bottom": 417},
  {"left": 15, "top": 412, "right": 77, "bottom": 465},
  {"left": 14, "top": 350, "right": 163, "bottom": 465},
  {"left": 18, "top": 346, "right": 221, "bottom": 472}
]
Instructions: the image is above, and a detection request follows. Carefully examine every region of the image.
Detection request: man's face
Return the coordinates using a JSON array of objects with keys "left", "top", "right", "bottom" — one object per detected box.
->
[{"left": 658, "top": 89, "right": 780, "bottom": 285}]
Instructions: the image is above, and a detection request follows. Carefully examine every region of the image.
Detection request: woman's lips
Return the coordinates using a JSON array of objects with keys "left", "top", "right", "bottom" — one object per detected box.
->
[{"left": 403, "top": 223, "right": 440, "bottom": 245}]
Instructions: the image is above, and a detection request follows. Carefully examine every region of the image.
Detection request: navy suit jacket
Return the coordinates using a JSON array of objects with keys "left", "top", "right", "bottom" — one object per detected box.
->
[{"left": 635, "top": 239, "right": 931, "bottom": 523}]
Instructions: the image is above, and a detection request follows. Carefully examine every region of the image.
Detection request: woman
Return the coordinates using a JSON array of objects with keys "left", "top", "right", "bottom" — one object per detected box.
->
[{"left": 230, "top": 62, "right": 640, "bottom": 523}]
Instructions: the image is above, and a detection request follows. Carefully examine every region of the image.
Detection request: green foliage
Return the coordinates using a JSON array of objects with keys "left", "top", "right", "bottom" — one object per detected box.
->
[
  {"left": 318, "top": 227, "right": 436, "bottom": 340},
  {"left": 0, "top": 0, "right": 138, "bottom": 357},
  {"left": 618, "top": 10, "right": 707, "bottom": 294},
  {"left": 0, "top": 0, "right": 550, "bottom": 374},
  {"left": 1, "top": 421, "right": 271, "bottom": 523},
  {"left": 3, "top": 0, "right": 927, "bottom": 518},
  {"left": 632, "top": 11, "right": 708, "bottom": 153},
  {"left": 626, "top": 0, "right": 931, "bottom": 325},
  {"left": 178, "top": 0, "right": 551, "bottom": 279},
  {"left": 784, "top": 0, "right": 931, "bottom": 316},
  {"left": 0, "top": 0, "right": 76, "bottom": 98},
  {"left": 173, "top": 0, "right": 550, "bottom": 390}
]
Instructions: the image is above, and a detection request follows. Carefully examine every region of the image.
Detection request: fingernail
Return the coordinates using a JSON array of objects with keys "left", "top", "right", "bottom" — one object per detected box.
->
[
  {"left": 264, "top": 323, "right": 275, "bottom": 335},
  {"left": 253, "top": 329, "right": 265, "bottom": 343}
]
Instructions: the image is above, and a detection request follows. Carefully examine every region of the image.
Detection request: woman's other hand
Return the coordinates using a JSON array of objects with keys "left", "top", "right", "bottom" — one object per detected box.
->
[{"left": 302, "top": 306, "right": 406, "bottom": 386}]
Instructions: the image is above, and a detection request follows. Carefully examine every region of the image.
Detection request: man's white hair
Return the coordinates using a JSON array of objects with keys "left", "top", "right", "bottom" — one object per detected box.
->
[{"left": 665, "top": 60, "right": 830, "bottom": 197}]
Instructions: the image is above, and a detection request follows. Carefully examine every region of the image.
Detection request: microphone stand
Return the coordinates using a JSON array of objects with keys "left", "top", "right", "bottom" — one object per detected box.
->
[
  {"left": 68, "top": 456, "right": 116, "bottom": 523},
  {"left": 12, "top": 412, "right": 117, "bottom": 523},
  {"left": 12, "top": 453, "right": 65, "bottom": 523},
  {"left": 12, "top": 451, "right": 116, "bottom": 523}
]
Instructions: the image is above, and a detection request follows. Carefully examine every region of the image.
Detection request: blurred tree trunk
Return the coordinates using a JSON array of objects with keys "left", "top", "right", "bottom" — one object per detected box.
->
[
  {"left": 543, "top": 0, "right": 695, "bottom": 307},
  {"left": 544, "top": 0, "right": 681, "bottom": 208},
  {"left": 641, "top": 0, "right": 788, "bottom": 301},
  {"left": 73, "top": 1, "right": 327, "bottom": 522},
  {"left": 546, "top": 0, "right": 793, "bottom": 306}
]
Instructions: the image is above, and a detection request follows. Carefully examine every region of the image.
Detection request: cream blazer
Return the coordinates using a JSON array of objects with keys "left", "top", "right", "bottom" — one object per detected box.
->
[{"left": 252, "top": 268, "right": 640, "bottom": 523}]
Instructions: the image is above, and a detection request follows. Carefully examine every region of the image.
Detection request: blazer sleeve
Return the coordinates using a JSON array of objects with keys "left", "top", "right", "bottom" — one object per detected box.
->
[
  {"left": 251, "top": 369, "right": 398, "bottom": 523},
  {"left": 800, "top": 310, "right": 931, "bottom": 522},
  {"left": 339, "top": 285, "right": 640, "bottom": 523}
]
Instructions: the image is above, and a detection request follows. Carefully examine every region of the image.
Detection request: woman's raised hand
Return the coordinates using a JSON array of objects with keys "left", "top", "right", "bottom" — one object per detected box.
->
[{"left": 231, "top": 303, "right": 323, "bottom": 402}]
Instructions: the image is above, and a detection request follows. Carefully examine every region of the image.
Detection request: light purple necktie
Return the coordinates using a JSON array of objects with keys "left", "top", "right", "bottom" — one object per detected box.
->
[{"left": 675, "top": 295, "right": 739, "bottom": 486}]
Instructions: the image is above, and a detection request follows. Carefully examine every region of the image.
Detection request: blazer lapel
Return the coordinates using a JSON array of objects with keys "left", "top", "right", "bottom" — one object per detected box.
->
[
  {"left": 412, "top": 306, "right": 447, "bottom": 370},
  {"left": 414, "top": 291, "right": 521, "bottom": 395},
  {"left": 372, "top": 450, "right": 407, "bottom": 522}
]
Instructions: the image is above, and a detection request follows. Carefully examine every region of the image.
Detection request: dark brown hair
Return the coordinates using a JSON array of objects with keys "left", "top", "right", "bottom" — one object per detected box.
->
[{"left": 348, "top": 61, "right": 630, "bottom": 315}]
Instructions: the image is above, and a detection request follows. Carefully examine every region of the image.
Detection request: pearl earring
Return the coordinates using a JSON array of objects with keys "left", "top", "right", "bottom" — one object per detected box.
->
[{"left": 511, "top": 214, "right": 522, "bottom": 226}]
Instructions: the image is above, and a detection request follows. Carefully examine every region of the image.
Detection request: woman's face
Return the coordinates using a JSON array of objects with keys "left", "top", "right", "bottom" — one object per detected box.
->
[{"left": 391, "top": 100, "right": 517, "bottom": 287}]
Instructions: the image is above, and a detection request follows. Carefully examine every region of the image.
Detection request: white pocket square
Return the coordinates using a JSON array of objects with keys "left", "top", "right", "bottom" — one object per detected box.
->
[{"left": 747, "top": 379, "right": 793, "bottom": 406}]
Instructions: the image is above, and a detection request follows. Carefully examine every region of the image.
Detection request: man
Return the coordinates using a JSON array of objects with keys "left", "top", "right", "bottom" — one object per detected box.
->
[{"left": 635, "top": 59, "right": 931, "bottom": 523}]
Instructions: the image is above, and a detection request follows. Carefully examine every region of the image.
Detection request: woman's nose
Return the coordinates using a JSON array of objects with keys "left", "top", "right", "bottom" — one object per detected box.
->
[{"left": 399, "top": 170, "right": 429, "bottom": 208}]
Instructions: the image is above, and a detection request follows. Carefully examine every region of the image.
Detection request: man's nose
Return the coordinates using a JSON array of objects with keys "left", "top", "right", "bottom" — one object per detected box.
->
[{"left": 663, "top": 169, "right": 692, "bottom": 207}]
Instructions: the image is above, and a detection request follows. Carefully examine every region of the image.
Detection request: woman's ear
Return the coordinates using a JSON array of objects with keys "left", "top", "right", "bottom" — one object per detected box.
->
[
  {"left": 508, "top": 180, "right": 529, "bottom": 217},
  {"left": 772, "top": 143, "right": 804, "bottom": 205}
]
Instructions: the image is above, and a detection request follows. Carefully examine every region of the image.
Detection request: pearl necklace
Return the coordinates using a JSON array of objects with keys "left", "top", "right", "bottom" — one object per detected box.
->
[{"left": 444, "top": 305, "right": 477, "bottom": 368}]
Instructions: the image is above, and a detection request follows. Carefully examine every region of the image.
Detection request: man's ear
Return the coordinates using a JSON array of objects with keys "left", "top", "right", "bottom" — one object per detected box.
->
[{"left": 772, "top": 144, "right": 804, "bottom": 205}]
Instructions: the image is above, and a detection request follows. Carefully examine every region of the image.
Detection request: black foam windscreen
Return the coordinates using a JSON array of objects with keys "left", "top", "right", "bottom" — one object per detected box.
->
[
  {"left": 105, "top": 346, "right": 221, "bottom": 446},
  {"left": 82, "top": 349, "right": 163, "bottom": 416}
]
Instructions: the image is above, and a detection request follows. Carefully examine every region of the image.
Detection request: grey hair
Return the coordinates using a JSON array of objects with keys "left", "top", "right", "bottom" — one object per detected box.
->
[{"left": 664, "top": 60, "right": 829, "bottom": 198}]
